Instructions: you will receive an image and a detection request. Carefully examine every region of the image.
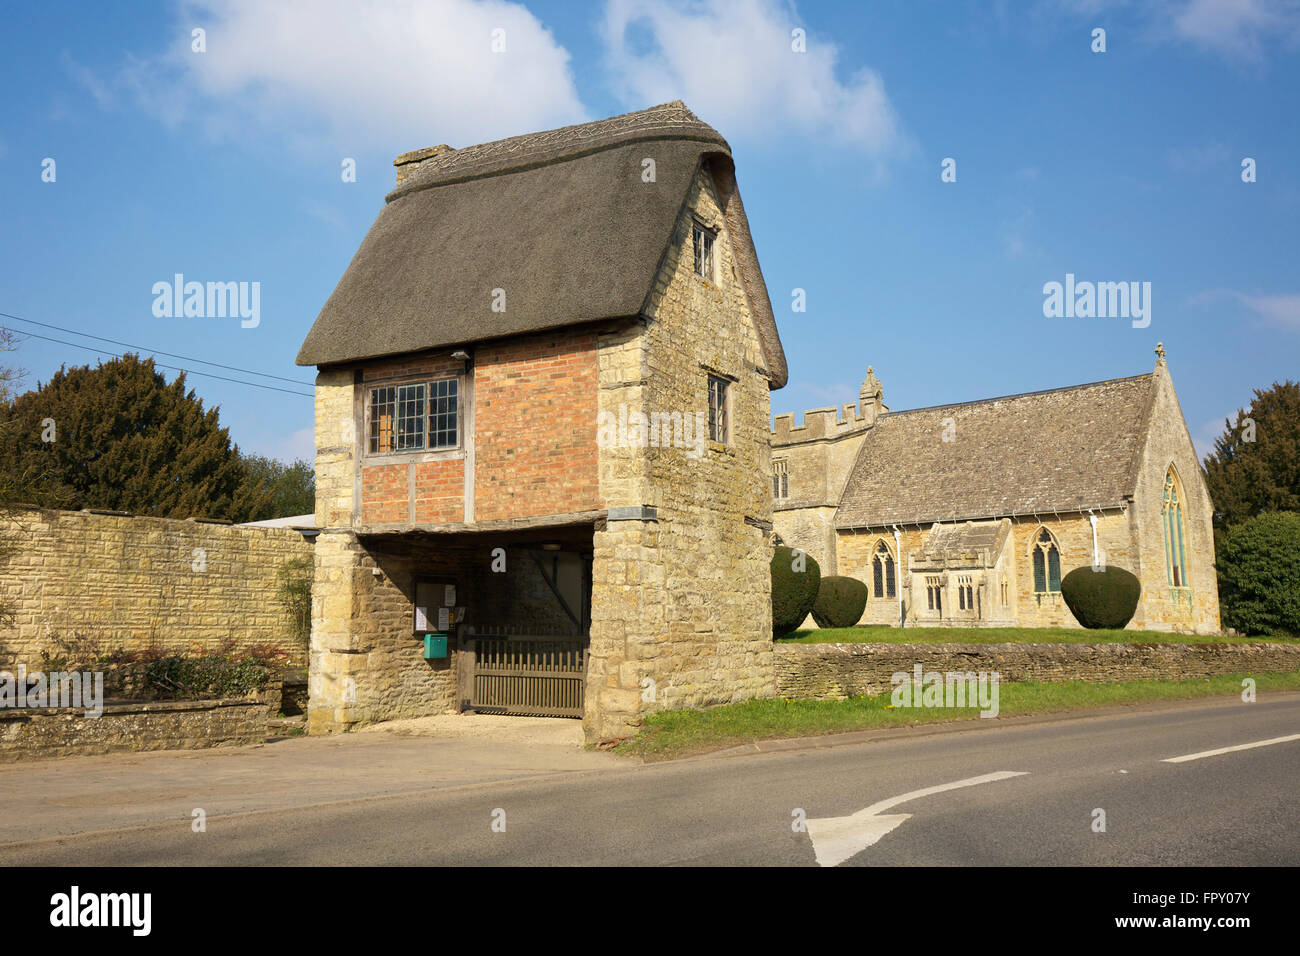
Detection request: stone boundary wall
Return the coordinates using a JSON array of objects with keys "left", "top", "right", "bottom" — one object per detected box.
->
[
  {"left": 775, "top": 641, "right": 1300, "bottom": 700},
  {"left": 0, "top": 506, "right": 314, "bottom": 668},
  {"left": 0, "top": 697, "right": 270, "bottom": 761}
]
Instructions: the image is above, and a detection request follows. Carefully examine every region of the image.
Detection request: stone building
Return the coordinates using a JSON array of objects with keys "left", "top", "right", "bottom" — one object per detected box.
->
[
  {"left": 296, "top": 102, "right": 787, "bottom": 741},
  {"left": 771, "top": 367, "right": 886, "bottom": 575},
  {"left": 772, "top": 347, "right": 1221, "bottom": 634}
]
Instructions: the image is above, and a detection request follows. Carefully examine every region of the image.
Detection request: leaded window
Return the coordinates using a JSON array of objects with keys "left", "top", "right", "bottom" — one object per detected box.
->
[
  {"left": 693, "top": 222, "right": 715, "bottom": 280},
  {"left": 368, "top": 378, "right": 459, "bottom": 454},
  {"left": 773, "top": 459, "right": 789, "bottom": 499},
  {"left": 872, "top": 541, "right": 895, "bottom": 599},
  {"left": 707, "top": 375, "right": 729, "bottom": 444},
  {"left": 428, "top": 379, "right": 459, "bottom": 449},
  {"left": 926, "top": 576, "right": 943, "bottom": 614},
  {"left": 1032, "top": 529, "right": 1061, "bottom": 593},
  {"left": 1164, "top": 468, "right": 1188, "bottom": 588},
  {"left": 958, "top": 575, "right": 974, "bottom": 611}
]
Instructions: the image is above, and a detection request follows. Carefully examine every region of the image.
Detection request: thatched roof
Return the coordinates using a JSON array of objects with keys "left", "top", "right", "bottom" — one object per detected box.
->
[
  {"left": 296, "top": 102, "right": 787, "bottom": 387},
  {"left": 835, "top": 374, "right": 1156, "bottom": 529}
]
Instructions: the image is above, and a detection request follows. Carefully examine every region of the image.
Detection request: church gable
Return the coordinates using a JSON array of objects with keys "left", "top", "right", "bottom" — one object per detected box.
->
[{"left": 1126, "top": 352, "right": 1221, "bottom": 630}]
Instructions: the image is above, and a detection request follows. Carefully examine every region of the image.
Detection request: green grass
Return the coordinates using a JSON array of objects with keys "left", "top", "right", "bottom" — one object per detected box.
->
[
  {"left": 614, "top": 672, "right": 1300, "bottom": 760},
  {"left": 777, "top": 625, "right": 1299, "bottom": 645}
]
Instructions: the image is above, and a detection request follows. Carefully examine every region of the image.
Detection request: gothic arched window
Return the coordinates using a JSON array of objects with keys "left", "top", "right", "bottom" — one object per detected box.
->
[
  {"left": 1163, "top": 467, "right": 1188, "bottom": 588},
  {"left": 872, "top": 541, "right": 896, "bottom": 599},
  {"left": 1032, "top": 528, "right": 1061, "bottom": 593}
]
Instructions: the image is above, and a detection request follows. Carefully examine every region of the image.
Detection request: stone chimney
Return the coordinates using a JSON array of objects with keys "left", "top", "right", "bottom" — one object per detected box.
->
[
  {"left": 393, "top": 144, "right": 455, "bottom": 186},
  {"left": 860, "top": 366, "right": 886, "bottom": 425}
]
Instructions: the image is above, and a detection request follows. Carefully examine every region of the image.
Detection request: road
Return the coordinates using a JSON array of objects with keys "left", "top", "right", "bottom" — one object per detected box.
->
[{"left": 3, "top": 695, "right": 1297, "bottom": 865}]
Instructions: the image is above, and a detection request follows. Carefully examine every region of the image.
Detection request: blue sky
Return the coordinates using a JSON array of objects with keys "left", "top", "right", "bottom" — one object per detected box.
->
[{"left": 2, "top": 0, "right": 1297, "bottom": 464}]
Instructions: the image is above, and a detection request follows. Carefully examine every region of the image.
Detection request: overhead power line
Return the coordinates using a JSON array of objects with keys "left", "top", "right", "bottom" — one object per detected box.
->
[
  {"left": 0, "top": 310, "right": 314, "bottom": 387},
  {"left": 2, "top": 327, "right": 315, "bottom": 398}
]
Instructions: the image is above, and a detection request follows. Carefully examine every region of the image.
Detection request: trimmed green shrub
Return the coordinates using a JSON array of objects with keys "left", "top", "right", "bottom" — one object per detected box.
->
[
  {"left": 811, "top": 575, "right": 868, "bottom": 629},
  {"left": 1061, "top": 565, "right": 1142, "bottom": 629},
  {"left": 1217, "top": 511, "right": 1300, "bottom": 637},
  {"left": 771, "top": 545, "right": 821, "bottom": 638}
]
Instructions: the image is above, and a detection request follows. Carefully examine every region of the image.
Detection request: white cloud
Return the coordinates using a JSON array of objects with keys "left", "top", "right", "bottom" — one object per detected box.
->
[
  {"left": 245, "top": 426, "right": 316, "bottom": 463},
  {"left": 599, "top": 0, "right": 903, "bottom": 158},
  {"left": 1170, "top": 0, "right": 1300, "bottom": 60},
  {"left": 1191, "top": 288, "right": 1300, "bottom": 329},
  {"left": 104, "top": 0, "right": 588, "bottom": 154},
  {"left": 1232, "top": 291, "right": 1300, "bottom": 328},
  {"left": 1045, "top": 0, "right": 1300, "bottom": 61},
  {"left": 62, "top": 51, "right": 113, "bottom": 107}
]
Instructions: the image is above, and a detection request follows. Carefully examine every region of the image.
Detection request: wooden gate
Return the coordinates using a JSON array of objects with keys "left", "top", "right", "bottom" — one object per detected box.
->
[{"left": 470, "top": 634, "right": 587, "bottom": 718}]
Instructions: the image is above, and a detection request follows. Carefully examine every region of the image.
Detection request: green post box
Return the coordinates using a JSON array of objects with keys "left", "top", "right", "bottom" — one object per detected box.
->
[{"left": 423, "top": 633, "right": 448, "bottom": 659}]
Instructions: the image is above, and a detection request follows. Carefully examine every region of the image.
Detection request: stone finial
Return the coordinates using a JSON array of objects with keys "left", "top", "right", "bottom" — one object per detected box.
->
[
  {"left": 860, "top": 366, "right": 885, "bottom": 425},
  {"left": 860, "top": 366, "right": 882, "bottom": 401},
  {"left": 1154, "top": 342, "right": 1166, "bottom": 366}
]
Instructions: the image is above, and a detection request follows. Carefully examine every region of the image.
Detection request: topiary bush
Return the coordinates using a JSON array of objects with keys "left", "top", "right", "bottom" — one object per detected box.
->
[
  {"left": 1060, "top": 565, "right": 1142, "bottom": 629},
  {"left": 1217, "top": 511, "right": 1300, "bottom": 637},
  {"left": 810, "top": 575, "right": 868, "bottom": 629},
  {"left": 771, "top": 545, "right": 821, "bottom": 637}
]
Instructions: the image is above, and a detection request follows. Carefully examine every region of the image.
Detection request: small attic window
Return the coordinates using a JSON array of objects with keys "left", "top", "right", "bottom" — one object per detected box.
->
[
  {"left": 692, "top": 222, "right": 715, "bottom": 281},
  {"left": 707, "top": 374, "right": 730, "bottom": 444}
]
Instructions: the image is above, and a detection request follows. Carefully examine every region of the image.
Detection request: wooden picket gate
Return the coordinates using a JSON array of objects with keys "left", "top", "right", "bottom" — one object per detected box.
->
[{"left": 469, "top": 631, "right": 587, "bottom": 718}]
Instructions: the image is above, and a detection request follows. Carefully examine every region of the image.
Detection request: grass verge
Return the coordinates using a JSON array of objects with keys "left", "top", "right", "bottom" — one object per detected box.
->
[
  {"left": 614, "top": 671, "right": 1300, "bottom": 761},
  {"left": 777, "top": 625, "right": 1298, "bottom": 645}
]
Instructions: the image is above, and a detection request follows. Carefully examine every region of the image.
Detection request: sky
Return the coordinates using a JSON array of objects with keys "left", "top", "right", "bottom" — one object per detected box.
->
[{"left": 1, "top": 0, "right": 1297, "bottom": 464}]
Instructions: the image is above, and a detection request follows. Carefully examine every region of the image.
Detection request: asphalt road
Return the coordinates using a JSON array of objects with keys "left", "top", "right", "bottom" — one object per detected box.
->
[{"left": 3, "top": 695, "right": 1297, "bottom": 865}]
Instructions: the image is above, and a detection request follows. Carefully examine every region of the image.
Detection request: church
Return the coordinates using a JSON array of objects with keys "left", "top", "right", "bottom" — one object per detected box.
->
[{"left": 770, "top": 346, "right": 1221, "bottom": 634}]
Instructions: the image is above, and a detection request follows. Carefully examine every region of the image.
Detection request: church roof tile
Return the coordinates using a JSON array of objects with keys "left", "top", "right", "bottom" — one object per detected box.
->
[{"left": 834, "top": 373, "right": 1155, "bottom": 529}]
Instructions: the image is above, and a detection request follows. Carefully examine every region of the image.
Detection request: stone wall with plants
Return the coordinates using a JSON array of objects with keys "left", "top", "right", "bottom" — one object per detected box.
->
[{"left": 0, "top": 505, "right": 314, "bottom": 668}]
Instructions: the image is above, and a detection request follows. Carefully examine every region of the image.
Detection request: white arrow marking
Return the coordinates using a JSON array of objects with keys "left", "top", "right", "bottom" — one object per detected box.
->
[
  {"left": 1162, "top": 733, "right": 1300, "bottom": 763},
  {"left": 806, "top": 771, "right": 1029, "bottom": 867}
]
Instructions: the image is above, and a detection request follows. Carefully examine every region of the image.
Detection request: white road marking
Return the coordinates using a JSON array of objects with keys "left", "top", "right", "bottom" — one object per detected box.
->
[
  {"left": 1162, "top": 733, "right": 1300, "bottom": 764},
  {"left": 805, "top": 771, "right": 1029, "bottom": 867}
]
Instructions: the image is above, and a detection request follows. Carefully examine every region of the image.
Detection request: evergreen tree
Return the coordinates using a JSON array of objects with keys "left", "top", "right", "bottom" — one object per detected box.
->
[
  {"left": 1217, "top": 511, "right": 1300, "bottom": 637},
  {"left": 0, "top": 354, "right": 252, "bottom": 520},
  {"left": 1203, "top": 380, "right": 1300, "bottom": 527}
]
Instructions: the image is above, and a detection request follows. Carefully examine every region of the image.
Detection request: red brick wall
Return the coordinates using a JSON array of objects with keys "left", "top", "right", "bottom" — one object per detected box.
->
[
  {"left": 354, "top": 335, "right": 599, "bottom": 525},
  {"left": 362, "top": 354, "right": 463, "bottom": 382},
  {"left": 361, "top": 463, "right": 410, "bottom": 524},
  {"left": 474, "top": 330, "right": 600, "bottom": 521},
  {"left": 414, "top": 459, "right": 464, "bottom": 523},
  {"left": 360, "top": 349, "right": 468, "bottom": 525}
]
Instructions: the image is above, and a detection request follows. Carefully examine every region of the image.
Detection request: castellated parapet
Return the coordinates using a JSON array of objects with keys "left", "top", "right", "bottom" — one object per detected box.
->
[
  {"left": 772, "top": 402, "right": 869, "bottom": 444},
  {"left": 769, "top": 369, "right": 886, "bottom": 576}
]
